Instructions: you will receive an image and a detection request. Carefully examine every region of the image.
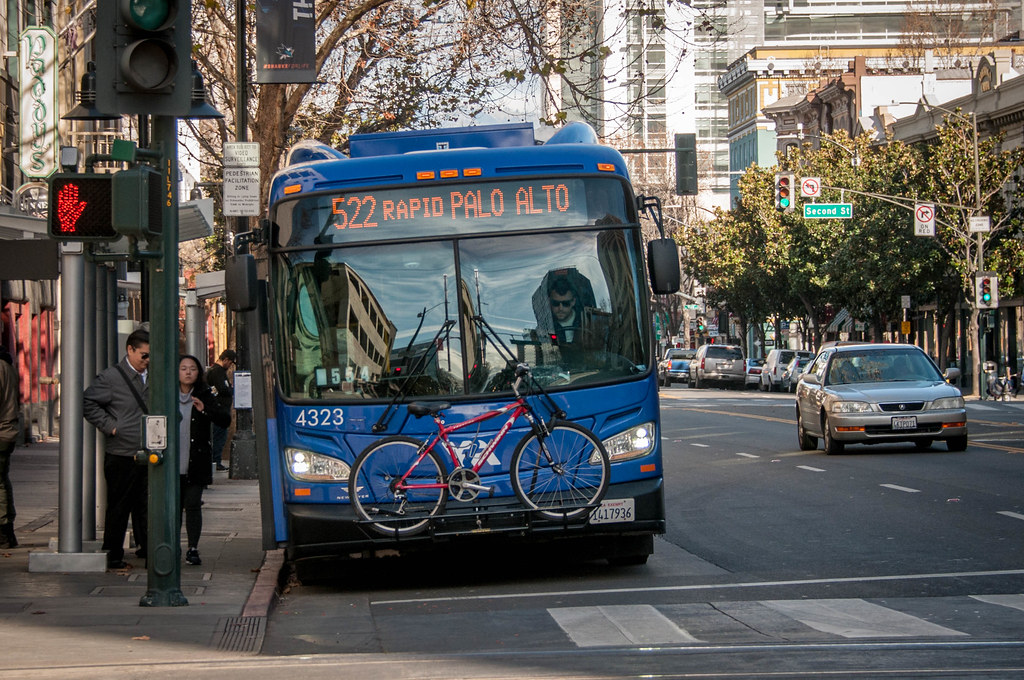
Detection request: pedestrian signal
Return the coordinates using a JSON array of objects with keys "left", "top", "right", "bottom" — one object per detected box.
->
[
  {"left": 775, "top": 173, "right": 795, "bottom": 213},
  {"left": 47, "top": 174, "right": 118, "bottom": 241}
]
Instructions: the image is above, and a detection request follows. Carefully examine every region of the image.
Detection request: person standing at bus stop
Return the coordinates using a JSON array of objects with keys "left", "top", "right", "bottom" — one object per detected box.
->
[
  {"left": 178, "top": 355, "right": 230, "bottom": 566},
  {"left": 204, "top": 349, "right": 236, "bottom": 472},
  {"left": 83, "top": 329, "right": 150, "bottom": 569},
  {"left": 0, "top": 348, "right": 19, "bottom": 549}
]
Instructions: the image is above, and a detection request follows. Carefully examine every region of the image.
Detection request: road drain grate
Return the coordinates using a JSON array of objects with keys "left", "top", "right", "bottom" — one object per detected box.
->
[{"left": 214, "top": 616, "right": 265, "bottom": 653}]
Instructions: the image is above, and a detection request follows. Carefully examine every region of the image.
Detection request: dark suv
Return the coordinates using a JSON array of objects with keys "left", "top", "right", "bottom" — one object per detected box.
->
[{"left": 692, "top": 343, "right": 746, "bottom": 389}]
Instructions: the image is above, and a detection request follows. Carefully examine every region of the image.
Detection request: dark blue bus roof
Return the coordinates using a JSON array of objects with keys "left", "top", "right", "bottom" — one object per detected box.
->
[{"left": 268, "top": 123, "right": 631, "bottom": 207}]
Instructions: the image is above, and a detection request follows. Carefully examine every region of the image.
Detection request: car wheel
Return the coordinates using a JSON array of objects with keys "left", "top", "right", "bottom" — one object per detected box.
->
[
  {"left": 759, "top": 377, "right": 768, "bottom": 392},
  {"left": 693, "top": 374, "right": 702, "bottom": 389},
  {"left": 797, "top": 409, "right": 817, "bottom": 451},
  {"left": 822, "top": 415, "right": 845, "bottom": 455},
  {"left": 946, "top": 435, "right": 968, "bottom": 452},
  {"left": 914, "top": 439, "right": 933, "bottom": 451}
]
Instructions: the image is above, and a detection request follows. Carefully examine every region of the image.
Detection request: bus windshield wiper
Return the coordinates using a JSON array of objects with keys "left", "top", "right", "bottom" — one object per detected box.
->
[{"left": 372, "top": 319, "right": 456, "bottom": 433}]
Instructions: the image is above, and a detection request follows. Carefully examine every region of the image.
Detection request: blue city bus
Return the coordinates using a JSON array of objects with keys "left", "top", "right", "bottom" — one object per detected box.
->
[{"left": 228, "top": 122, "right": 680, "bottom": 566}]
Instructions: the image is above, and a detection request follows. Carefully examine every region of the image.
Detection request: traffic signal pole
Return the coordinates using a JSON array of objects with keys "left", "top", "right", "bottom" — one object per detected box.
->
[{"left": 139, "top": 114, "right": 187, "bottom": 607}]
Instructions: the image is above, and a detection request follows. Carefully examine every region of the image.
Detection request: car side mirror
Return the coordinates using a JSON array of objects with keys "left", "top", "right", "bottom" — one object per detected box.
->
[
  {"left": 802, "top": 373, "right": 820, "bottom": 386},
  {"left": 943, "top": 367, "right": 961, "bottom": 384}
]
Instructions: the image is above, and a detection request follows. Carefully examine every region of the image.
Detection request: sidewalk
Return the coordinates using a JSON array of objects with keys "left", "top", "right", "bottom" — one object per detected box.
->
[{"left": 0, "top": 439, "right": 281, "bottom": 673}]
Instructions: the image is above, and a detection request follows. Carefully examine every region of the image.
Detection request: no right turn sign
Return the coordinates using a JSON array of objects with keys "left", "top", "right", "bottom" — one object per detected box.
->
[{"left": 914, "top": 203, "right": 935, "bottom": 237}]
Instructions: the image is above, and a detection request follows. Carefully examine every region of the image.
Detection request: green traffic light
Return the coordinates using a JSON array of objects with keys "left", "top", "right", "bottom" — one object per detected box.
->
[
  {"left": 780, "top": 197, "right": 790, "bottom": 208},
  {"left": 125, "top": 0, "right": 172, "bottom": 31}
]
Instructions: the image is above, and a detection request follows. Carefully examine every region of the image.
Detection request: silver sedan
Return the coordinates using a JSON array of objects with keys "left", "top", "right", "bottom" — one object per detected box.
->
[{"left": 795, "top": 343, "right": 967, "bottom": 454}]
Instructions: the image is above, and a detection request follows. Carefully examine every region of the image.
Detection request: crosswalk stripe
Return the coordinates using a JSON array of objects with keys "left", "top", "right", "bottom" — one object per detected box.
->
[
  {"left": 969, "top": 594, "right": 1024, "bottom": 612},
  {"left": 760, "top": 598, "right": 967, "bottom": 638},
  {"left": 967, "top": 403, "right": 998, "bottom": 411},
  {"left": 548, "top": 605, "right": 701, "bottom": 647}
]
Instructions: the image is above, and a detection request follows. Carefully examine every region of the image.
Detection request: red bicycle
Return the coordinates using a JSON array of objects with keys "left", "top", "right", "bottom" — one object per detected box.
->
[{"left": 348, "top": 363, "right": 611, "bottom": 536}]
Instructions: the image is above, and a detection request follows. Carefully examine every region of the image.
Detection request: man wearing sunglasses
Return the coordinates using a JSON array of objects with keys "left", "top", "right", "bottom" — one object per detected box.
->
[
  {"left": 84, "top": 328, "right": 150, "bottom": 569},
  {"left": 548, "top": 276, "right": 582, "bottom": 346}
]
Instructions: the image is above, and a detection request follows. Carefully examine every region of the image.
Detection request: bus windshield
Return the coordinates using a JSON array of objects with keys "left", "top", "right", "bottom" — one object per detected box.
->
[{"left": 271, "top": 228, "right": 649, "bottom": 401}]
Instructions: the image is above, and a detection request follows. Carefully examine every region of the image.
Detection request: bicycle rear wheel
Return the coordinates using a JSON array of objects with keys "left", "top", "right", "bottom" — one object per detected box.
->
[
  {"left": 510, "top": 420, "right": 610, "bottom": 520},
  {"left": 348, "top": 436, "right": 448, "bottom": 537}
]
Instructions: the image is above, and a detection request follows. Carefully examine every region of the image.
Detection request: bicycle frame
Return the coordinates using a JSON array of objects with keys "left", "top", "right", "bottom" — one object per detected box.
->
[{"left": 394, "top": 397, "right": 536, "bottom": 493}]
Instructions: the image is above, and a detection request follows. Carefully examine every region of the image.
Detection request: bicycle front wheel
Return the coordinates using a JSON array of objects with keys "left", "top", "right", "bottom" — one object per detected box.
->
[
  {"left": 348, "top": 436, "right": 448, "bottom": 537},
  {"left": 510, "top": 420, "right": 610, "bottom": 520}
]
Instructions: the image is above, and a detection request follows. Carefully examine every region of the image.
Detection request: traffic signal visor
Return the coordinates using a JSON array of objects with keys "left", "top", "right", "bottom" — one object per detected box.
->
[{"left": 47, "top": 174, "right": 118, "bottom": 241}]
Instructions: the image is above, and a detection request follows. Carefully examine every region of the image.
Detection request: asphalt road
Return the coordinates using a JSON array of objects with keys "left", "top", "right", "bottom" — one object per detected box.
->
[{"left": 255, "top": 387, "right": 1024, "bottom": 678}]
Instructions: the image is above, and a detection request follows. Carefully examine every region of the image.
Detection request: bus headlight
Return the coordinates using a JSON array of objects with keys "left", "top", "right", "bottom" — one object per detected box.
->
[
  {"left": 601, "top": 422, "right": 655, "bottom": 462},
  {"left": 285, "top": 448, "right": 350, "bottom": 482}
]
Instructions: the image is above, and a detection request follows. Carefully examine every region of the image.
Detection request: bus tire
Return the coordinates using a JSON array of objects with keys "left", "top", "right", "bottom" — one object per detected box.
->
[
  {"left": 510, "top": 420, "right": 610, "bottom": 521},
  {"left": 348, "top": 435, "right": 448, "bottom": 537}
]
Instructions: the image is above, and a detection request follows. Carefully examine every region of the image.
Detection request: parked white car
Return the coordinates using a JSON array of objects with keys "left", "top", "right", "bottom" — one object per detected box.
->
[{"left": 760, "top": 349, "right": 814, "bottom": 392}]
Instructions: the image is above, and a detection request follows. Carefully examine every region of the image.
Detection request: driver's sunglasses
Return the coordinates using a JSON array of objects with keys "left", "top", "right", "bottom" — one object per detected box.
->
[
  {"left": 140, "top": 352, "right": 150, "bottom": 360},
  {"left": 550, "top": 299, "right": 575, "bottom": 308}
]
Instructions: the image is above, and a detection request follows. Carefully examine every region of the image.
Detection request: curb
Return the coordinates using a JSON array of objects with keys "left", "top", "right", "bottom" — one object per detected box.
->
[{"left": 242, "top": 548, "right": 285, "bottom": 618}]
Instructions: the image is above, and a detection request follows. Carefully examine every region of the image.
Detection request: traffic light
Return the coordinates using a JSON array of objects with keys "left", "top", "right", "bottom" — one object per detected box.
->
[
  {"left": 696, "top": 317, "right": 706, "bottom": 332},
  {"left": 975, "top": 273, "right": 998, "bottom": 309},
  {"left": 675, "top": 133, "right": 698, "bottom": 196},
  {"left": 112, "top": 167, "right": 163, "bottom": 239},
  {"left": 47, "top": 174, "right": 118, "bottom": 241},
  {"left": 775, "top": 173, "right": 795, "bottom": 213},
  {"left": 93, "top": 0, "right": 193, "bottom": 116}
]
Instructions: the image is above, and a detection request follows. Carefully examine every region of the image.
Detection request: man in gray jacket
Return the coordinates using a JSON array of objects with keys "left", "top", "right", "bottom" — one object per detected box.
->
[
  {"left": 0, "top": 348, "right": 18, "bottom": 549},
  {"left": 84, "top": 329, "right": 150, "bottom": 569}
]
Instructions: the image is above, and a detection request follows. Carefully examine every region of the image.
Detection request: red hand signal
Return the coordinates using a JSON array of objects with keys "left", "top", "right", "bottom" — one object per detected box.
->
[{"left": 57, "top": 183, "right": 89, "bottom": 233}]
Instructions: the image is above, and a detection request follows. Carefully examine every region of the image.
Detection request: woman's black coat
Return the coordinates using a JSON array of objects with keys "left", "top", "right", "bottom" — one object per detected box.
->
[{"left": 183, "top": 386, "right": 231, "bottom": 487}]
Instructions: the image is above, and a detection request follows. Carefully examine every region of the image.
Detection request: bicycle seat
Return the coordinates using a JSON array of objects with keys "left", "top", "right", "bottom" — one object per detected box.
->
[{"left": 407, "top": 402, "right": 450, "bottom": 417}]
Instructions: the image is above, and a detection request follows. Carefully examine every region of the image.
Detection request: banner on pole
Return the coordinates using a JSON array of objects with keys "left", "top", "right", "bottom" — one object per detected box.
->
[{"left": 256, "top": 0, "right": 317, "bottom": 84}]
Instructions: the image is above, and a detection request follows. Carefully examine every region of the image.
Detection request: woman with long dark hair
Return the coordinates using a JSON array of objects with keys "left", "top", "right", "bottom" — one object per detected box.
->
[{"left": 178, "top": 355, "right": 230, "bottom": 566}]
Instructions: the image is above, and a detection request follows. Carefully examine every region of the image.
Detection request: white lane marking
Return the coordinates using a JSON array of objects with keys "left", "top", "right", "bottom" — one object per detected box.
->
[
  {"left": 736, "top": 452, "right": 759, "bottom": 458},
  {"left": 371, "top": 569, "right": 1024, "bottom": 605},
  {"left": 880, "top": 483, "right": 921, "bottom": 493},
  {"left": 548, "top": 605, "right": 701, "bottom": 647},
  {"left": 761, "top": 599, "right": 966, "bottom": 638},
  {"left": 966, "top": 403, "right": 997, "bottom": 411},
  {"left": 690, "top": 442, "right": 710, "bottom": 448},
  {"left": 797, "top": 465, "right": 826, "bottom": 472},
  {"left": 969, "top": 594, "right": 1024, "bottom": 612},
  {"left": 997, "top": 510, "right": 1024, "bottom": 521}
]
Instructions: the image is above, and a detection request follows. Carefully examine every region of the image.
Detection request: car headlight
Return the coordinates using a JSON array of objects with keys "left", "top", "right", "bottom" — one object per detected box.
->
[
  {"left": 286, "top": 447, "right": 350, "bottom": 482},
  {"left": 930, "top": 396, "right": 965, "bottom": 410},
  {"left": 830, "top": 401, "right": 871, "bottom": 413},
  {"left": 601, "top": 422, "right": 655, "bottom": 462}
]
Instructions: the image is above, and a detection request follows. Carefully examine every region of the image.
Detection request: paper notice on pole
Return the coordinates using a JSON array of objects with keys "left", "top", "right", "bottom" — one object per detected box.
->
[
  {"left": 223, "top": 167, "right": 261, "bottom": 216},
  {"left": 234, "top": 371, "right": 253, "bottom": 409}
]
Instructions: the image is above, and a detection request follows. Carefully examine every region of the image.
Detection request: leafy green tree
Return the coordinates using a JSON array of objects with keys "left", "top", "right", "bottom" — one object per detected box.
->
[{"left": 919, "top": 112, "right": 1024, "bottom": 393}]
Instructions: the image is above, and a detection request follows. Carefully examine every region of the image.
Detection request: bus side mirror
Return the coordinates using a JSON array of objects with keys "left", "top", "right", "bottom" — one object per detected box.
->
[
  {"left": 647, "top": 238, "right": 680, "bottom": 294},
  {"left": 226, "top": 254, "right": 258, "bottom": 312}
]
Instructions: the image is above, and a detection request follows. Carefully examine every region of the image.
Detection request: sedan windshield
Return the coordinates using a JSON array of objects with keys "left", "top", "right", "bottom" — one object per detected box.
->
[{"left": 827, "top": 349, "right": 942, "bottom": 386}]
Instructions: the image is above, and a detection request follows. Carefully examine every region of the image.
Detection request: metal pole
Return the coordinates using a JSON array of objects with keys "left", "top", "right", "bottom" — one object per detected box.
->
[
  {"left": 185, "top": 289, "right": 204, "bottom": 358},
  {"left": 82, "top": 262, "right": 99, "bottom": 542},
  {"left": 57, "top": 246, "right": 84, "bottom": 554},
  {"left": 140, "top": 115, "right": 187, "bottom": 607},
  {"left": 230, "top": 0, "right": 258, "bottom": 479}
]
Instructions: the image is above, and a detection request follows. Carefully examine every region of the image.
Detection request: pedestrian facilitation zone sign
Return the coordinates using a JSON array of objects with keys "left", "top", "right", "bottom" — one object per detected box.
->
[{"left": 803, "top": 203, "right": 852, "bottom": 219}]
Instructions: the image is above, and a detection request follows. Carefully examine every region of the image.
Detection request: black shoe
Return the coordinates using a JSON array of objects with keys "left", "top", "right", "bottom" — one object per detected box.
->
[
  {"left": 0, "top": 525, "right": 16, "bottom": 549},
  {"left": 185, "top": 548, "right": 202, "bottom": 566},
  {"left": 134, "top": 548, "right": 147, "bottom": 559},
  {"left": 216, "top": 464, "right": 228, "bottom": 471},
  {"left": 107, "top": 560, "right": 129, "bottom": 570}
]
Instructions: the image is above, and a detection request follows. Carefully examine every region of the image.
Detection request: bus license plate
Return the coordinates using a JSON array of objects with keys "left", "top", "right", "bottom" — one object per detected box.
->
[
  {"left": 589, "top": 498, "right": 635, "bottom": 524},
  {"left": 892, "top": 416, "right": 917, "bottom": 430}
]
